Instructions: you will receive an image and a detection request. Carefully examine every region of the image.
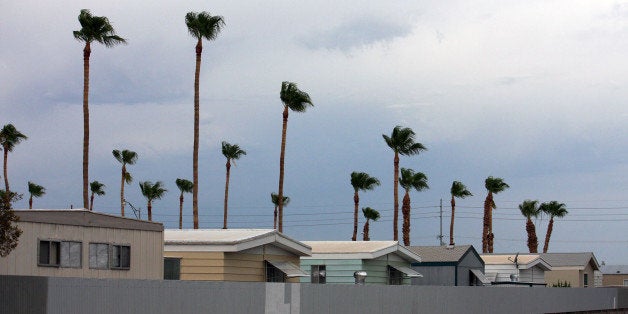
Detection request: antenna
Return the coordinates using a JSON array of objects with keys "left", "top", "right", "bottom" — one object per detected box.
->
[
  {"left": 124, "top": 199, "right": 141, "bottom": 219},
  {"left": 438, "top": 199, "right": 445, "bottom": 246}
]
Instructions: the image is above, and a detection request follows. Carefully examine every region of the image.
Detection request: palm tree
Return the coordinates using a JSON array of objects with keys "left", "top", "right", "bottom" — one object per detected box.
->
[
  {"left": 27, "top": 182, "right": 46, "bottom": 209},
  {"left": 382, "top": 126, "right": 427, "bottom": 241},
  {"left": 362, "top": 207, "right": 381, "bottom": 241},
  {"left": 350, "top": 172, "right": 380, "bottom": 241},
  {"left": 449, "top": 181, "right": 472, "bottom": 246},
  {"left": 519, "top": 200, "right": 540, "bottom": 253},
  {"left": 185, "top": 11, "right": 225, "bottom": 229},
  {"left": 139, "top": 181, "right": 167, "bottom": 222},
  {"left": 271, "top": 193, "right": 290, "bottom": 230},
  {"left": 175, "top": 178, "right": 194, "bottom": 229},
  {"left": 74, "top": 9, "right": 126, "bottom": 209},
  {"left": 89, "top": 181, "right": 106, "bottom": 211},
  {"left": 399, "top": 168, "right": 429, "bottom": 246},
  {"left": 539, "top": 201, "right": 568, "bottom": 253},
  {"left": 221, "top": 141, "right": 246, "bottom": 229},
  {"left": 112, "top": 149, "right": 138, "bottom": 216},
  {"left": 483, "top": 176, "right": 509, "bottom": 253},
  {"left": 0, "top": 124, "right": 28, "bottom": 193},
  {"left": 277, "top": 81, "right": 313, "bottom": 233}
]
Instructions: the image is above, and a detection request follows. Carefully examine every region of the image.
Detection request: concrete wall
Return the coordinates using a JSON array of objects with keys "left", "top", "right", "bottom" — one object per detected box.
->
[{"left": 1, "top": 275, "right": 626, "bottom": 314}]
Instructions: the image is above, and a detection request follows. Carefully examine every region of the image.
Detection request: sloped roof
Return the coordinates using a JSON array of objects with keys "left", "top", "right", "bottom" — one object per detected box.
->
[
  {"left": 301, "top": 241, "right": 421, "bottom": 262},
  {"left": 14, "top": 209, "right": 163, "bottom": 232},
  {"left": 480, "top": 254, "right": 552, "bottom": 270},
  {"left": 600, "top": 265, "right": 628, "bottom": 275},
  {"left": 164, "top": 229, "right": 311, "bottom": 256},
  {"left": 407, "top": 245, "right": 476, "bottom": 263},
  {"left": 540, "top": 253, "right": 600, "bottom": 270}
]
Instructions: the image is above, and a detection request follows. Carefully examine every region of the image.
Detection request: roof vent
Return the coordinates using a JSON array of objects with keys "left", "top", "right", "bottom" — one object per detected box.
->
[{"left": 354, "top": 271, "right": 367, "bottom": 285}]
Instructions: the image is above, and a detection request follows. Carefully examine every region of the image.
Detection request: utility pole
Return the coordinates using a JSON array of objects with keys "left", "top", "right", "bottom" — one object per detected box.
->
[{"left": 439, "top": 198, "right": 445, "bottom": 246}]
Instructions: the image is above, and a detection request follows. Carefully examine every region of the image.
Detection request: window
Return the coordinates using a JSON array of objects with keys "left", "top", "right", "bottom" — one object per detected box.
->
[
  {"left": 311, "top": 265, "right": 326, "bottom": 284},
  {"left": 265, "top": 261, "right": 286, "bottom": 282},
  {"left": 164, "top": 258, "right": 181, "bottom": 280},
  {"left": 623, "top": 279, "right": 628, "bottom": 286},
  {"left": 60, "top": 241, "right": 82, "bottom": 268},
  {"left": 89, "top": 243, "right": 109, "bottom": 269},
  {"left": 583, "top": 273, "right": 589, "bottom": 287},
  {"left": 38, "top": 240, "right": 60, "bottom": 266},
  {"left": 111, "top": 245, "right": 130, "bottom": 269},
  {"left": 388, "top": 266, "right": 404, "bottom": 285}
]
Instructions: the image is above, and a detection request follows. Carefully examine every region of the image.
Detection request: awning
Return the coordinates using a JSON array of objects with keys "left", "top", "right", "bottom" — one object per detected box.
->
[
  {"left": 266, "top": 260, "right": 309, "bottom": 277},
  {"left": 470, "top": 269, "right": 491, "bottom": 285},
  {"left": 390, "top": 265, "right": 423, "bottom": 278}
]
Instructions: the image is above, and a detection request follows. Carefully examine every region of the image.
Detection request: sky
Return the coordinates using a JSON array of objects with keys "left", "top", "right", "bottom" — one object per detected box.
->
[{"left": 1, "top": 1, "right": 627, "bottom": 264}]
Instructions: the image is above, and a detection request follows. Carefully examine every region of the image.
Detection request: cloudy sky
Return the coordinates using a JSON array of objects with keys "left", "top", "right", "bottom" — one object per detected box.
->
[{"left": 2, "top": 1, "right": 627, "bottom": 263}]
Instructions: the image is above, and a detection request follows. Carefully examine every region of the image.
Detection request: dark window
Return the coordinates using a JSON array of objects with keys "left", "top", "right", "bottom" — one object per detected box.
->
[
  {"left": 164, "top": 258, "right": 181, "bottom": 280},
  {"left": 89, "top": 243, "right": 109, "bottom": 269},
  {"left": 38, "top": 240, "right": 60, "bottom": 266},
  {"left": 60, "top": 241, "right": 82, "bottom": 268},
  {"left": 388, "top": 266, "right": 404, "bottom": 285},
  {"left": 111, "top": 245, "right": 131, "bottom": 269},
  {"left": 311, "top": 265, "right": 326, "bottom": 284},
  {"left": 583, "top": 273, "right": 588, "bottom": 287},
  {"left": 265, "top": 261, "right": 286, "bottom": 282}
]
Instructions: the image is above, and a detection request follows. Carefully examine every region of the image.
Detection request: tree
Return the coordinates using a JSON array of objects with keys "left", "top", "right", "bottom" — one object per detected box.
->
[
  {"left": 175, "top": 178, "right": 194, "bottom": 229},
  {"left": 0, "top": 191, "right": 22, "bottom": 257},
  {"left": 449, "top": 181, "right": 472, "bottom": 246},
  {"left": 519, "top": 200, "right": 540, "bottom": 253},
  {"left": 221, "top": 141, "right": 246, "bottom": 229},
  {"left": 382, "top": 126, "right": 426, "bottom": 241},
  {"left": 74, "top": 9, "right": 126, "bottom": 209},
  {"left": 277, "top": 81, "right": 313, "bottom": 232},
  {"left": 112, "top": 149, "right": 137, "bottom": 216},
  {"left": 27, "top": 181, "right": 46, "bottom": 209},
  {"left": 89, "top": 181, "right": 106, "bottom": 211},
  {"left": 1, "top": 124, "right": 28, "bottom": 193},
  {"left": 483, "top": 176, "right": 509, "bottom": 253},
  {"left": 139, "top": 181, "right": 167, "bottom": 222},
  {"left": 350, "top": 172, "right": 380, "bottom": 241},
  {"left": 539, "top": 201, "right": 568, "bottom": 253},
  {"left": 271, "top": 193, "right": 290, "bottom": 230},
  {"left": 361, "top": 207, "right": 380, "bottom": 241},
  {"left": 399, "top": 168, "right": 429, "bottom": 246},
  {"left": 185, "top": 11, "right": 225, "bottom": 229}
]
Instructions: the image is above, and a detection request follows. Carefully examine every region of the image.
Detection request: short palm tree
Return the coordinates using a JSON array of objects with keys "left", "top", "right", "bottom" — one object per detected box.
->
[
  {"left": 175, "top": 178, "right": 194, "bottom": 229},
  {"left": 139, "top": 181, "right": 167, "bottom": 222},
  {"left": 277, "top": 81, "right": 313, "bottom": 232},
  {"left": 362, "top": 207, "right": 381, "bottom": 241},
  {"left": 382, "top": 126, "right": 426, "bottom": 241},
  {"left": 89, "top": 181, "right": 106, "bottom": 211},
  {"left": 27, "top": 182, "right": 46, "bottom": 209},
  {"left": 519, "top": 200, "right": 540, "bottom": 253},
  {"left": 399, "top": 168, "right": 429, "bottom": 246},
  {"left": 483, "top": 176, "right": 509, "bottom": 253},
  {"left": 185, "top": 11, "right": 225, "bottom": 229},
  {"left": 112, "top": 149, "right": 138, "bottom": 216},
  {"left": 350, "top": 172, "right": 380, "bottom": 241},
  {"left": 449, "top": 181, "right": 472, "bottom": 246},
  {"left": 539, "top": 201, "right": 568, "bottom": 253},
  {"left": 74, "top": 9, "right": 126, "bottom": 209},
  {"left": 0, "top": 124, "right": 28, "bottom": 193},
  {"left": 221, "top": 141, "right": 246, "bottom": 229},
  {"left": 271, "top": 193, "right": 290, "bottom": 230}
]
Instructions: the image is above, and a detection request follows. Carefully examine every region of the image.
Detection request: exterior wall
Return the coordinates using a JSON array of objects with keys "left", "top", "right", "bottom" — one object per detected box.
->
[
  {"left": 582, "top": 262, "right": 596, "bottom": 287},
  {"left": 164, "top": 251, "right": 226, "bottom": 281},
  {"left": 603, "top": 274, "right": 628, "bottom": 286},
  {"left": 545, "top": 269, "right": 580, "bottom": 287},
  {"left": 363, "top": 256, "right": 411, "bottom": 285},
  {"left": 300, "top": 259, "right": 364, "bottom": 284},
  {"left": 519, "top": 266, "right": 547, "bottom": 284},
  {"left": 0, "top": 221, "right": 163, "bottom": 279},
  {"left": 410, "top": 264, "right": 456, "bottom": 286},
  {"left": 457, "top": 250, "right": 485, "bottom": 286},
  {"left": 485, "top": 264, "right": 517, "bottom": 282}
]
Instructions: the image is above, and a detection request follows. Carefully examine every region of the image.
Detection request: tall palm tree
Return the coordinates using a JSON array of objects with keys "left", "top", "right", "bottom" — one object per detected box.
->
[
  {"left": 271, "top": 193, "right": 290, "bottom": 230},
  {"left": 139, "top": 181, "right": 167, "bottom": 222},
  {"left": 350, "top": 172, "right": 380, "bottom": 241},
  {"left": 399, "top": 168, "right": 429, "bottom": 246},
  {"left": 112, "top": 149, "right": 137, "bottom": 216},
  {"left": 277, "top": 81, "right": 313, "bottom": 233},
  {"left": 221, "top": 141, "right": 246, "bottom": 229},
  {"left": 89, "top": 181, "right": 105, "bottom": 211},
  {"left": 539, "top": 201, "right": 568, "bottom": 253},
  {"left": 185, "top": 11, "right": 225, "bottom": 229},
  {"left": 449, "top": 181, "right": 472, "bottom": 246},
  {"left": 483, "top": 176, "right": 509, "bottom": 253},
  {"left": 362, "top": 207, "right": 381, "bottom": 241},
  {"left": 0, "top": 124, "right": 28, "bottom": 193},
  {"left": 27, "top": 182, "right": 46, "bottom": 209},
  {"left": 74, "top": 9, "right": 126, "bottom": 209},
  {"left": 175, "top": 178, "right": 194, "bottom": 229},
  {"left": 519, "top": 200, "right": 540, "bottom": 253},
  {"left": 382, "top": 126, "right": 427, "bottom": 241}
]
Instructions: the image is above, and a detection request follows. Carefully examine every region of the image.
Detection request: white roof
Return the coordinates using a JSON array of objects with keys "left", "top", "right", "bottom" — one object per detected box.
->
[
  {"left": 164, "top": 229, "right": 311, "bottom": 256},
  {"left": 480, "top": 254, "right": 552, "bottom": 271},
  {"left": 301, "top": 241, "right": 421, "bottom": 262}
]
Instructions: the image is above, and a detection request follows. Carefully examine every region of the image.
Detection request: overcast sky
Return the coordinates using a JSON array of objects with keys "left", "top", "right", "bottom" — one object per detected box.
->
[{"left": 1, "top": 1, "right": 627, "bottom": 264}]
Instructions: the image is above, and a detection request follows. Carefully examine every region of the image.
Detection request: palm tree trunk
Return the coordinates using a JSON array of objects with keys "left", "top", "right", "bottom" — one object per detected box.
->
[
  {"left": 352, "top": 191, "right": 359, "bottom": 241},
  {"left": 192, "top": 38, "right": 203, "bottom": 230},
  {"left": 487, "top": 202, "right": 494, "bottom": 253},
  {"left": 482, "top": 192, "right": 492, "bottom": 253},
  {"left": 179, "top": 194, "right": 184, "bottom": 229},
  {"left": 450, "top": 196, "right": 455, "bottom": 246},
  {"left": 223, "top": 160, "right": 231, "bottom": 229},
  {"left": 273, "top": 205, "right": 278, "bottom": 229},
  {"left": 363, "top": 219, "right": 370, "bottom": 241},
  {"left": 393, "top": 151, "right": 399, "bottom": 241},
  {"left": 526, "top": 217, "right": 538, "bottom": 253},
  {"left": 120, "top": 166, "right": 126, "bottom": 217},
  {"left": 90, "top": 193, "right": 94, "bottom": 211},
  {"left": 29, "top": 196, "right": 33, "bottom": 209},
  {"left": 402, "top": 191, "right": 411, "bottom": 246},
  {"left": 277, "top": 105, "right": 289, "bottom": 233},
  {"left": 543, "top": 216, "right": 554, "bottom": 253},
  {"left": 82, "top": 41, "right": 91, "bottom": 209},
  {"left": 3, "top": 149, "right": 9, "bottom": 192},
  {"left": 147, "top": 200, "right": 152, "bottom": 221}
]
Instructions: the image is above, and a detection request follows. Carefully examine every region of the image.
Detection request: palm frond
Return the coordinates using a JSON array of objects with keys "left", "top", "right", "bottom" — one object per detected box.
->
[
  {"left": 0, "top": 124, "right": 28, "bottom": 152},
  {"left": 221, "top": 141, "right": 247, "bottom": 160},
  {"left": 400, "top": 168, "right": 429, "bottom": 192},
  {"left": 539, "top": 201, "right": 568, "bottom": 218},
  {"left": 485, "top": 176, "right": 510, "bottom": 194},
  {"left": 271, "top": 193, "right": 290, "bottom": 206},
  {"left": 175, "top": 178, "right": 194, "bottom": 193},
  {"left": 90, "top": 181, "right": 106, "bottom": 196},
  {"left": 362, "top": 207, "right": 380, "bottom": 221},
  {"left": 27, "top": 182, "right": 46, "bottom": 198},
  {"left": 519, "top": 200, "right": 540, "bottom": 218},
  {"left": 186, "top": 11, "right": 225, "bottom": 41},
  {"left": 350, "top": 172, "right": 380, "bottom": 192},
  {"left": 451, "top": 181, "right": 472, "bottom": 198},
  {"left": 382, "top": 125, "right": 427, "bottom": 156},
  {"left": 139, "top": 181, "right": 167, "bottom": 202},
  {"left": 73, "top": 9, "right": 126, "bottom": 46},
  {"left": 280, "top": 81, "right": 313, "bottom": 112},
  {"left": 124, "top": 172, "right": 133, "bottom": 184}
]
